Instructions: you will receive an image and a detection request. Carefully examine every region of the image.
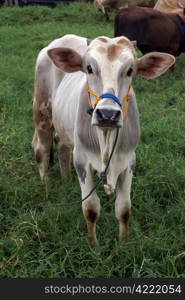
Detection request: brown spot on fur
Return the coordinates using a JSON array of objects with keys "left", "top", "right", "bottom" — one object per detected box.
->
[
  {"left": 38, "top": 128, "right": 53, "bottom": 146},
  {"left": 41, "top": 123, "right": 48, "bottom": 130},
  {"left": 34, "top": 76, "right": 49, "bottom": 105},
  {"left": 117, "top": 39, "right": 136, "bottom": 56},
  {"left": 36, "top": 149, "right": 42, "bottom": 164},
  {"left": 33, "top": 75, "right": 52, "bottom": 127},
  {"left": 33, "top": 102, "right": 52, "bottom": 126},
  {"left": 122, "top": 210, "right": 130, "bottom": 223},
  {"left": 120, "top": 209, "right": 130, "bottom": 239},
  {"left": 117, "top": 38, "right": 129, "bottom": 46},
  {"left": 97, "top": 46, "right": 106, "bottom": 53},
  {"left": 87, "top": 209, "right": 97, "bottom": 223},
  {"left": 98, "top": 37, "right": 108, "bottom": 43},
  {"left": 75, "top": 162, "right": 86, "bottom": 184},
  {"left": 32, "top": 74, "right": 54, "bottom": 178},
  {"left": 107, "top": 44, "right": 122, "bottom": 61}
]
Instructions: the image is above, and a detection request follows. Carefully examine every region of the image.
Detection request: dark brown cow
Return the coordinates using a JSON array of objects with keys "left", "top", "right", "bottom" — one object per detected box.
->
[{"left": 114, "top": 6, "right": 185, "bottom": 56}]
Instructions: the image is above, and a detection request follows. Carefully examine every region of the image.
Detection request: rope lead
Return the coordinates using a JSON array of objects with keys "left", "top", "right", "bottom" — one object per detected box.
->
[{"left": 35, "top": 128, "right": 120, "bottom": 208}]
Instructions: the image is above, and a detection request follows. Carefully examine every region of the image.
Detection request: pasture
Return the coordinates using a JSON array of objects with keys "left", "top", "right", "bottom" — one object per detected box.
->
[{"left": 0, "top": 2, "right": 185, "bottom": 278}]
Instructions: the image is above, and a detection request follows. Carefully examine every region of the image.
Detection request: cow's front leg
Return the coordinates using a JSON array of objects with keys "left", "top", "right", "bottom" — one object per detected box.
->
[
  {"left": 74, "top": 157, "right": 100, "bottom": 246},
  {"left": 115, "top": 166, "right": 132, "bottom": 242}
]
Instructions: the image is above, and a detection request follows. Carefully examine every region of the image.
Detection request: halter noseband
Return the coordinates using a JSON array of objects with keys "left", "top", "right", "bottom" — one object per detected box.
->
[
  {"left": 86, "top": 83, "right": 131, "bottom": 119},
  {"left": 100, "top": 93, "right": 122, "bottom": 107}
]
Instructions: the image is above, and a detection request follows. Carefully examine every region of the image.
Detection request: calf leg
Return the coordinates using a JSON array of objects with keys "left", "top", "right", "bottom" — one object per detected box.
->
[
  {"left": 82, "top": 182, "right": 100, "bottom": 246},
  {"left": 115, "top": 167, "right": 132, "bottom": 242},
  {"left": 74, "top": 156, "right": 100, "bottom": 246}
]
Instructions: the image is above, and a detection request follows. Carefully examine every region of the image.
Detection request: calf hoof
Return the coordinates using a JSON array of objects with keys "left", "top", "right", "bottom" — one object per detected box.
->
[
  {"left": 119, "top": 233, "right": 129, "bottom": 243},
  {"left": 89, "top": 236, "right": 99, "bottom": 247}
]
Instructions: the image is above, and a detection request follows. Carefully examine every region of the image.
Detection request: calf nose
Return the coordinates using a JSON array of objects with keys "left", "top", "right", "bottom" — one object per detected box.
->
[{"left": 96, "top": 109, "right": 121, "bottom": 126}]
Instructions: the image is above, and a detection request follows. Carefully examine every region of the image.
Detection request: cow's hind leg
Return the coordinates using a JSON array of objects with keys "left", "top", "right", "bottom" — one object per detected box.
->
[
  {"left": 32, "top": 112, "right": 53, "bottom": 179},
  {"left": 54, "top": 134, "right": 71, "bottom": 178},
  {"left": 115, "top": 167, "right": 132, "bottom": 242},
  {"left": 32, "top": 81, "right": 53, "bottom": 179},
  {"left": 74, "top": 155, "right": 100, "bottom": 246}
]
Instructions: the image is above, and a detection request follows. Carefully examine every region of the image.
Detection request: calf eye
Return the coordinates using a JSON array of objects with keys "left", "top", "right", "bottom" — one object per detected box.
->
[
  {"left": 87, "top": 65, "right": 93, "bottom": 74},
  {"left": 127, "top": 67, "right": 133, "bottom": 77}
]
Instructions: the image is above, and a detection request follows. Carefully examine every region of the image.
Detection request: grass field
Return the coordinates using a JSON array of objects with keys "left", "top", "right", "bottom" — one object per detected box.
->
[{"left": 0, "top": 2, "right": 185, "bottom": 278}]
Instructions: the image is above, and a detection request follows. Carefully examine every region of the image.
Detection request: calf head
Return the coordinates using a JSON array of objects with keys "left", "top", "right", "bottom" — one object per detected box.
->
[{"left": 48, "top": 36, "right": 175, "bottom": 129}]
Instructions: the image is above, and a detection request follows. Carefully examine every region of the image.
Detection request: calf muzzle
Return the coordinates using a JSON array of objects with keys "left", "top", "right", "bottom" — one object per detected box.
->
[{"left": 96, "top": 108, "right": 121, "bottom": 127}]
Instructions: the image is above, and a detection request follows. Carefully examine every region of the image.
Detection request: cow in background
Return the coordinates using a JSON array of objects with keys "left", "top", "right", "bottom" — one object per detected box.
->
[
  {"left": 154, "top": 0, "right": 185, "bottom": 20},
  {"left": 94, "top": 0, "right": 157, "bottom": 20},
  {"left": 32, "top": 34, "right": 175, "bottom": 245},
  {"left": 115, "top": 6, "right": 185, "bottom": 56}
]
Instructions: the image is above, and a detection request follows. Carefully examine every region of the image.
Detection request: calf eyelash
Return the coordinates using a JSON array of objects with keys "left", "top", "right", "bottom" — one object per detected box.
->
[
  {"left": 127, "top": 67, "right": 133, "bottom": 76},
  {"left": 87, "top": 65, "right": 93, "bottom": 74}
]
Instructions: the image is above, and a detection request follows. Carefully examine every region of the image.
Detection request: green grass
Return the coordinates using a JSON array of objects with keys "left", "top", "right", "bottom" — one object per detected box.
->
[{"left": 0, "top": 3, "right": 185, "bottom": 278}]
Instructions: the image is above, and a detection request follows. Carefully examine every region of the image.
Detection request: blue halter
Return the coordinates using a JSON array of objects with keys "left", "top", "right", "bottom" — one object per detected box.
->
[{"left": 100, "top": 93, "right": 122, "bottom": 107}]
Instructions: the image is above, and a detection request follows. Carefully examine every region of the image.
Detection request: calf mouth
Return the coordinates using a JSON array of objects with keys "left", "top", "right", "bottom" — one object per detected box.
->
[{"left": 96, "top": 121, "right": 122, "bottom": 129}]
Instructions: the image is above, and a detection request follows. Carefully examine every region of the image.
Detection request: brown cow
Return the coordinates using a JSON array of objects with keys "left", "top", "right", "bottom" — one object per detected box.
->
[
  {"left": 154, "top": 0, "right": 185, "bottom": 20},
  {"left": 114, "top": 6, "right": 185, "bottom": 56}
]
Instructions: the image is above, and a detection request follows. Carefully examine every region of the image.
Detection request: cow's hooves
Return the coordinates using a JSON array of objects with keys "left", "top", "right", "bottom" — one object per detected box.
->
[
  {"left": 119, "top": 234, "right": 129, "bottom": 243},
  {"left": 89, "top": 237, "right": 99, "bottom": 247}
]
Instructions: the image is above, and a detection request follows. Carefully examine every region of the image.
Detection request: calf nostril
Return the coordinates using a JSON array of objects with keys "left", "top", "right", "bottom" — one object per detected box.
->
[
  {"left": 113, "top": 110, "right": 121, "bottom": 121},
  {"left": 111, "top": 111, "right": 121, "bottom": 121},
  {"left": 96, "top": 109, "right": 104, "bottom": 121},
  {"left": 96, "top": 109, "right": 121, "bottom": 123}
]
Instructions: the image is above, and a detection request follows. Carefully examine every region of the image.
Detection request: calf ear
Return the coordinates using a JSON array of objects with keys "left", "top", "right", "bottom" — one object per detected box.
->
[
  {"left": 47, "top": 47, "right": 83, "bottom": 73},
  {"left": 137, "top": 52, "right": 175, "bottom": 79}
]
